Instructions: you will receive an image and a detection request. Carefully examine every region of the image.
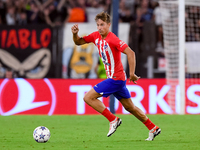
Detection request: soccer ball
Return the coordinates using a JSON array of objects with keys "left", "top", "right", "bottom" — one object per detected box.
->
[{"left": 33, "top": 126, "right": 51, "bottom": 143}]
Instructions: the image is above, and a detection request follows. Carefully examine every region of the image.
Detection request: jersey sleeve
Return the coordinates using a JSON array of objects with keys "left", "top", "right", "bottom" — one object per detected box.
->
[
  {"left": 83, "top": 32, "right": 96, "bottom": 44},
  {"left": 114, "top": 36, "right": 128, "bottom": 52}
]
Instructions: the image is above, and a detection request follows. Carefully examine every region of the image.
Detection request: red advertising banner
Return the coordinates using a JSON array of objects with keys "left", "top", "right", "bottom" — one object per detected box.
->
[{"left": 0, "top": 78, "right": 199, "bottom": 115}]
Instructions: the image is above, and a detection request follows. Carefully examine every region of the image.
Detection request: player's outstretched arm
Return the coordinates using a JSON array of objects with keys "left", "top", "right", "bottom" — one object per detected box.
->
[
  {"left": 123, "top": 47, "right": 140, "bottom": 84},
  {"left": 71, "top": 24, "right": 86, "bottom": 45}
]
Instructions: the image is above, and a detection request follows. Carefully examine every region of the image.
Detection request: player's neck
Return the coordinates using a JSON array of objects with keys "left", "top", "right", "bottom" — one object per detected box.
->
[{"left": 101, "top": 31, "right": 110, "bottom": 39}]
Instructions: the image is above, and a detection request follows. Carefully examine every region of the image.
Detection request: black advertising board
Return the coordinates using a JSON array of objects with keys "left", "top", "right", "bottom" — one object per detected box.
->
[{"left": 0, "top": 24, "right": 55, "bottom": 78}]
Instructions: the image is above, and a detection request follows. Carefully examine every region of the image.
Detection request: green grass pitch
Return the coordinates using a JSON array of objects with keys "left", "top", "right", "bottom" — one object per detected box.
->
[{"left": 0, "top": 114, "right": 200, "bottom": 150}]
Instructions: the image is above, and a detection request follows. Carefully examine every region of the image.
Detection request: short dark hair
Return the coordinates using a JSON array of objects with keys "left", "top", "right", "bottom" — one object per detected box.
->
[{"left": 95, "top": 12, "right": 111, "bottom": 23}]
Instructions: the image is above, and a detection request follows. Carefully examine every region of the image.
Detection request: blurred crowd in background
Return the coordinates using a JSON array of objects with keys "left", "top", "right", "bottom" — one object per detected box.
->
[
  {"left": 0, "top": 0, "right": 160, "bottom": 24},
  {"left": 0, "top": 0, "right": 163, "bottom": 48}
]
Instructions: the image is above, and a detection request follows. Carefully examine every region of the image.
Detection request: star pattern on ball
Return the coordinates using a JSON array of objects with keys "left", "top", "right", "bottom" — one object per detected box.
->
[
  {"left": 39, "top": 133, "right": 45, "bottom": 139},
  {"left": 33, "top": 126, "right": 50, "bottom": 143},
  {"left": 40, "top": 126, "right": 46, "bottom": 130}
]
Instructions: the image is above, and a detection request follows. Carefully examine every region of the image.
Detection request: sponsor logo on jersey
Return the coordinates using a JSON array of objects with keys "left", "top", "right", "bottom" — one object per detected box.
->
[{"left": 120, "top": 41, "right": 125, "bottom": 47}]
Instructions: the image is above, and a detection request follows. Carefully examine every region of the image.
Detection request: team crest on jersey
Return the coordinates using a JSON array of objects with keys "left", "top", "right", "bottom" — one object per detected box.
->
[{"left": 104, "top": 45, "right": 108, "bottom": 50}]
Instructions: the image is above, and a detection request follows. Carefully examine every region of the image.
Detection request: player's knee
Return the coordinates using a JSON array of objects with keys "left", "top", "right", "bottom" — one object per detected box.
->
[
  {"left": 83, "top": 94, "right": 92, "bottom": 105},
  {"left": 83, "top": 95, "right": 89, "bottom": 104}
]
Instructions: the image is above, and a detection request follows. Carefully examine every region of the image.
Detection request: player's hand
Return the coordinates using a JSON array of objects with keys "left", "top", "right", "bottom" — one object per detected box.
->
[
  {"left": 129, "top": 74, "right": 140, "bottom": 84},
  {"left": 71, "top": 24, "right": 79, "bottom": 34}
]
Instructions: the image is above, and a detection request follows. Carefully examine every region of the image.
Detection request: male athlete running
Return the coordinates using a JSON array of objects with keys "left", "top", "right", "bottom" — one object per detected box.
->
[{"left": 71, "top": 12, "right": 161, "bottom": 141}]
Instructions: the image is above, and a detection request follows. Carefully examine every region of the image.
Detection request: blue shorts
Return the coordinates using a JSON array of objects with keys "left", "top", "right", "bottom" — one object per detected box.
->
[{"left": 93, "top": 78, "right": 131, "bottom": 100}]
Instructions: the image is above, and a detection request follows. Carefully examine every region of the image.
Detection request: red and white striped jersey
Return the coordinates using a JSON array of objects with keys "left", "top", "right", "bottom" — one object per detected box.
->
[{"left": 83, "top": 31, "right": 128, "bottom": 81}]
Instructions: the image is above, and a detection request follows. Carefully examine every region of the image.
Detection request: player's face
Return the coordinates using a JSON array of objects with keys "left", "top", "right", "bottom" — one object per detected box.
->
[{"left": 96, "top": 19, "right": 110, "bottom": 37}]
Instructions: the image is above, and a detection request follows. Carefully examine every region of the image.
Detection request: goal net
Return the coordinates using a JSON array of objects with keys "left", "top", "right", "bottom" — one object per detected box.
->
[{"left": 159, "top": 0, "right": 200, "bottom": 114}]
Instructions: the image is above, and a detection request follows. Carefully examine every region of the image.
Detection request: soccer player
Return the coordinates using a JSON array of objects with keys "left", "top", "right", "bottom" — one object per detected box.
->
[{"left": 71, "top": 12, "right": 161, "bottom": 141}]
